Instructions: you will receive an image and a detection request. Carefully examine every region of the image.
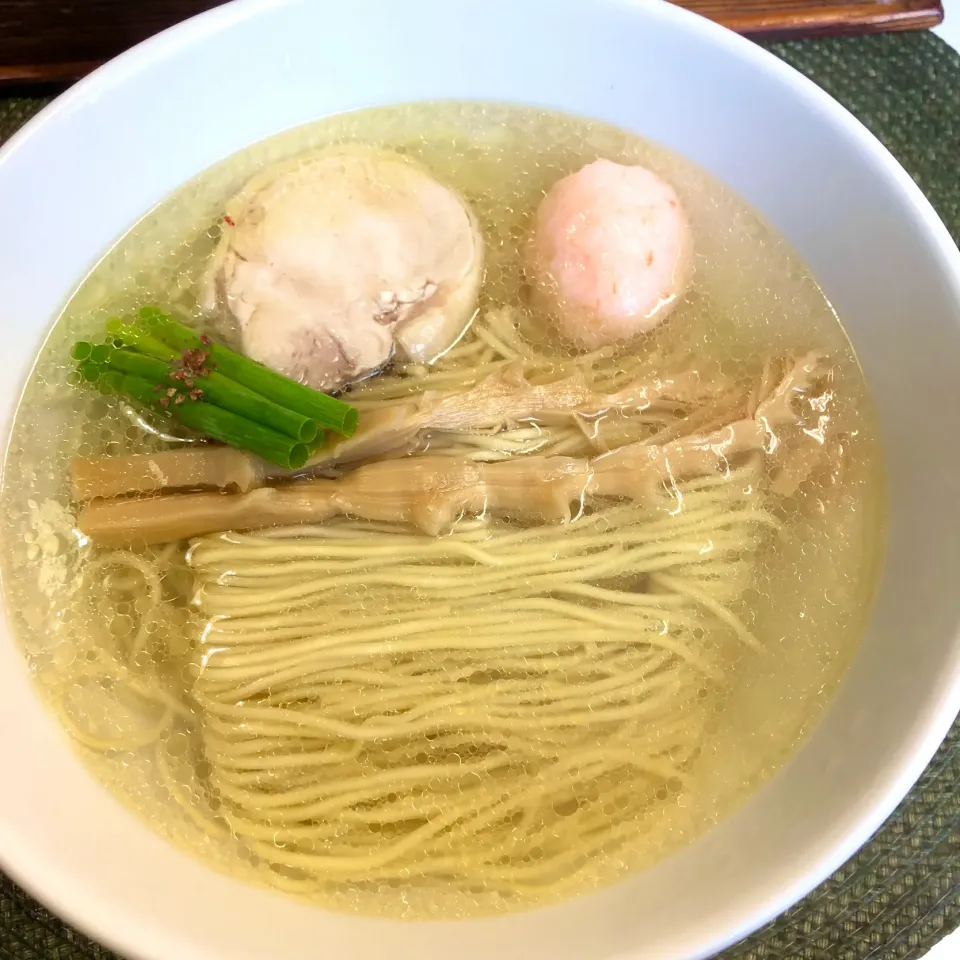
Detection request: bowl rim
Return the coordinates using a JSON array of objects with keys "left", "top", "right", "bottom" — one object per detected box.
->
[{"left": 1, "top": 2, "right": 960, "bottom": 959}]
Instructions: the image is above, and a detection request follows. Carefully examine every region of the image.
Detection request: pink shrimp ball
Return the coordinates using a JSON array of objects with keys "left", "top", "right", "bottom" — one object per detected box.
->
[{"left": 525, "top": 159, "right": 693, "bottom": 349}]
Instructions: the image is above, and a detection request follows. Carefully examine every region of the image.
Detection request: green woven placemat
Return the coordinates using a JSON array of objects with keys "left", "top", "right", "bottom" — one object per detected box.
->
[{"left": 0, "top": 29, "right": 959, "bottom": 960}]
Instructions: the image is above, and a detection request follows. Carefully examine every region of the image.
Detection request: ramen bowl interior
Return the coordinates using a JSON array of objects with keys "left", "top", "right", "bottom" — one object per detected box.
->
[{"left": 0, "top": 2, "right": 959, "bottom": 960}]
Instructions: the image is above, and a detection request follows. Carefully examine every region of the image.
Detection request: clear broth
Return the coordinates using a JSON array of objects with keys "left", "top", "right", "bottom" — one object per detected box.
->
[{"left": 0, "top": 103, "right": 884, "bottom": 918}]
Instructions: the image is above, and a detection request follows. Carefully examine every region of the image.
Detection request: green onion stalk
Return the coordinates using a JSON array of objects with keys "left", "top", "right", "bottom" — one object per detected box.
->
[{"left": 71, "top": 307, "right": 360, "bottom": 469}]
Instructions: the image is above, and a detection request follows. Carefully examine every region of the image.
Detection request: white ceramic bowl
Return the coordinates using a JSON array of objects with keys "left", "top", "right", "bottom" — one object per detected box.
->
[{"left": 1, "top": 2, "right": 959, "bottom": 958}]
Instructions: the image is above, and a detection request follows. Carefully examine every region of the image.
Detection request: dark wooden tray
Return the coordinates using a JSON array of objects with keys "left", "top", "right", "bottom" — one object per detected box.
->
[
  {"left": 675, "top": 0, "right": 943, "bottom": 37},
  {"left": 0, "top": 0, "right": 945, "bottom": 84}
]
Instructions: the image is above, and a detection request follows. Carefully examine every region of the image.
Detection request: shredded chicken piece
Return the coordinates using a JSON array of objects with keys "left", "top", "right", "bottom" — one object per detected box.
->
[{"left": 78, "top": 355, "right": 826, "bottom": 546}]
